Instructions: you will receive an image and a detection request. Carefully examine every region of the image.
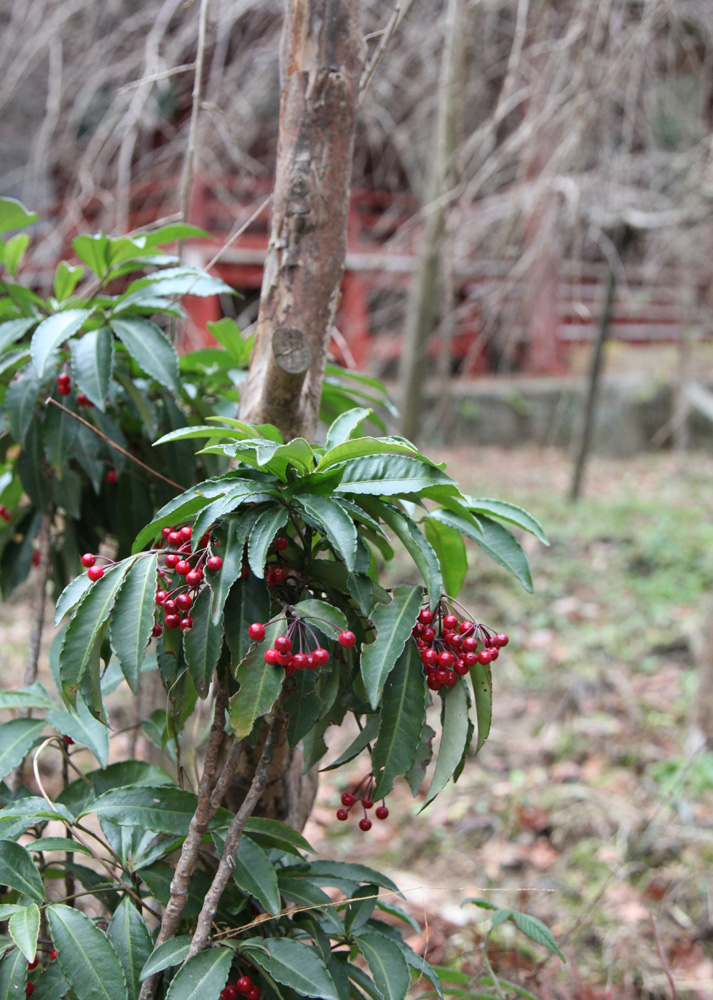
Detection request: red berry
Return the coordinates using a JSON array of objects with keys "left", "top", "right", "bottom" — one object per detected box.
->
[
  {"left": 0, "top": 505, "right": 9, "bottom": 522},
  {"left": 271, "top": 567, "right": 286, "bottom": 584},
  {"left": 57, "top": 372, "right": 70, "bottom": 385},
  {"left": 359, "top": 818, "right": 372, "bottom": 832},
  {"left": 32, "top": 550, "right": 40, "bottom": 567},
  {"left": 459, "top": 621, "right": 474, "bottom": 635},
  {"left": 435, "top": 667, "right": 450, "bottom": 684},
  {"left": 246, "top": 989, "right": 260, "bottom": 1000},
  {"left": 277, "top": 653, "right": 293, "bottom": 668},
  {"left": 336, "top": 808, "right": 349, "bottom": 821},
  {"left": 488, "top": 647, "right": 499, "bottom": 661},
  {"left": 237, "top": 977, "right": 253, "bottom": 995},
  {"left": 241, "top": 564, "right": 249, "bottom": 579},
  {"left": 26, "top": 984, "right": 34, "bottom": 997},
  {"left": 176, "top": 560, "right": 191, "bottom": 576},
  {"left": 87, "top": 565, "right": 104, "bottom": 581},
  {"left": 264, "top": 648, "right": 281, "bottom": 666},
  {"left": 427, "top": 675, "right": 443, "bottom": 691},
  {"left": 76, "top": 393, "right": 93, "bottom": 407},
  {"left": 28, "top": 958, "right": 38, "bottom": 970},
  {"left": 443, "top": 671, "right": 458, "bottom": 688},
  {"left": 341, "top": 791, "right": 357, "bottom": 807},
  {"left": 185, "top": 569, "right": 202, "bottom": 587},
  {"left": 361, "top": 795, "right": 373, "bottom": 809},
  {"left": 285, "top": 662, "right": 296, "bottom": 676},
  {"left": 165, "top": 553, "right": 179, "bottom": 568},
  {"left": 167, "top": 531, "right": 181, "bottom": 546},
  {"left": 248, "top": 623, "right": 265, "bottom": 641},
  {"left": 106, "top": 469, "right": 117, "bottom": 483},
  {"left": 155, "top": 590, "right": 167, "bottom": 605},
  {"left": 375, "top": 806, "right": 389, "bottom": 820},
  {"left": 274, "top": 635, "right": 292, "bottom": 654},
  {"left": 462, "top": 636, "right": 478, "bottom": 653},
  {"left": 207, "top": 555, "right": 223, "bottom": 572},
  {"left": 418, "top": 609, "right": 433, "bottom": 625},
  {"left": 198, "top": 533, "right": 210, "bottom": 547},
  {"left": 80, "top": 553, "right": 96, "bottom": 567},
  {"left": 176, "top": 593, "right": 192, "bottom": 611},
  {"left": 179, "top": 526, "right": 193, "bottom": 543},
  {"left": 447, "top": 633, "right": 463, "bottom": 650},
  {"left": 63, "top": 735, "right": 74, "bottom": 746},
  {"left": 274, "top": 536, "right": 289, "bottom": 551},
  {"left": 292, "top": 653, "right": 310, "bottom": 670},
  {"left": 421, "top": 648, "right": 438, "bottom": 667},
  {"left": 494, "top": 633, "right": 509, "bottom": 647},
  {"left": 179, "top": 617, "right": 193, "bottom": 631},
  {"left": 151, "top": 623, "right": 163, "bottom": 637},
  {"left": 164, "top": 599, "right": 177, "bottom": 613},
  {"left": 437, "top": 651, "right": 454, "bottom": 668},
  {"left": 454, "top": 659, "right": 469, "bottom": 675},
  {"left": 165, "top": 614, "right": 180, "bottom": 629},
  {"left": 50, "top": 950, "right": 57, "bottom": 961},
  {"left": 312, "top": 648, "right": 329, "bottom": 666},
  {"left": 57, "top": 381, "right": 71, "bottom": 396},
  {"left": 443, "top": 614, "right": 459, "bottom": 629},
  {"left": 421, "top": 627, "right": 435, "bottom": 642},
  {"left": 161, "top": 527, "right": 172, "bottom": 540},
  {"left": 338, "top": 630, "right": 356, "bottom": 648},
  {"left": 477, "top": 649, "right": 493, "bottom": 665},
  {"left": 464, "top": 651, "right": 478, "bottom": 667}
]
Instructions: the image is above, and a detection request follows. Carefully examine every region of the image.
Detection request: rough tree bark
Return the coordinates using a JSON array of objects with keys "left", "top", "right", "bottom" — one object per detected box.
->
[{"left": 239, "top": 0, "right": 364, "bottom": 443}]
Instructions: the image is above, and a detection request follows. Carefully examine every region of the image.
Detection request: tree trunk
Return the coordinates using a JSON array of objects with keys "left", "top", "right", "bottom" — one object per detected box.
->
[{"left": 238, "top": 0, "right": 364, "bottom": 443}]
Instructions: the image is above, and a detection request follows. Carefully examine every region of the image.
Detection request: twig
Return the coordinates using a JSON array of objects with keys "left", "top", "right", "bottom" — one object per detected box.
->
[
  {"left": 177, "top": 0, "right": 210, "bottom": 255},
  {"left": 44, "top": 398, "right": 184, "bottom": 492},
  {"left": 651, "top": 915, "right": 678, "bottom": 1000},
  {"left": 118, "top": 63, "right": 196, "bottom": 94},
  {"left": 359, "top": 0, "right": 415, "bottom": 101},
  {"left": 188, "top": 713, "right": 285, "bottom": 957}
]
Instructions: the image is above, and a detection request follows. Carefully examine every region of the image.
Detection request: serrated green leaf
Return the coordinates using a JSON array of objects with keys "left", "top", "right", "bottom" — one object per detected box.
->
[
  {"left": 466, "top": 497, "right": 549, "bottom": 545},
  {"left": 431, "top": 509, "right": 532, "bottom": 592},
  {"left": 183, "top": 585, "right": 223, "bottom": 697},
  {"left": 295, "top": 495, "right": 358, "bottom": 572},
  {"left": 229, "top": 620, "right": 284, "bottom": 740},
  {"left": 48, "top": 903, "right": 128, "bottom": 1000},
  {"left": 9, "top": 903, "right": 40, "bottom": 962},
  {"left": 110, "top": 317, "right": 180, "bottom": 393},
  {"left": 420, "top": 680, "right": 471, "bottom": 811},
  {"left": 424, "top": 519, "right": 467, "bottom": 601},
  {"left": 0, "top": 718, "right": 46, "bottom": 783},
  {"left": 26, "top": 836, "right": 92, "bottom": 856},
  {"left": 334, "top": 455, "right": 457, "bottom": 496},
  {"left": 360, "top": 585, "right": 422, "bottom": 709},
  {"left": 107, "top": 897, "right": 153, "bottom": 1000},
  {"left": 345, "top": 886, "right": 379, "bottom": 936},
  {"left": 325, "top": 408, "right": 373, "bottom": 450},
  {"left": 247, "top": 504, "right": 289, "bottom": 577},
  {"left": 316, "top": 437, "right": 421, "bottom": 473},
  {"left": 59, "top": 558, "right": 137, "bottom": 699},
  {"left": 55, "top": 573, "right": 93, "bottom": 625},
  {"left": 0, "top": 841, "right": 45, "bottom": 902},
  {"left": 31, "top": 309, "right": 92, "bottom": 376},
  {"left": 320, "top": 715, "right": 379, "bottom": 772},
  {"left": 469, "top": 662, "right": 492, "bottom": 755},
  {"left": 163, "top": 948, "right": 233, "bottom": 1000},
  {"left": 223, "top": 571, "right": 270, "bottom": 666},
  {"left": 231, "top": 835, "right": 281, "bottom": 915},
  {"left": 42, "top": 398, "right": 79, "bottom": 469},
  {"left": 53, "top": 261, "right": 84, "bottom": 301},
  {"left": 4, "top": 234, "right": 29, "bottom": 276},
  {"left": 0, "top": 682, "right": 55, "bottom": 710},
  {"left": 510, "top": 911, "right": 564, "bottom": 961},
  {"left": 85, "top": 785, "right": 199, "bottom": 835},
  {"left": 292, "top": 598, "right": 347, "bottom": 640},
  {"left": 46, "top": 697, "right": 110, "bottom": 769},
  {"left": 0, "top": 197, "right": 37, "bottom": 234},
  {"left": 0, "top": 317, "right": 37, "bottom": 351},
  {"left": 208, "top": 516, "right": 252, "bottom": 626},
  {"left": 72, "top": 234, "right": 109, "bottom": 277},
  {"left": 243, "top": 816, "right": 314, "bottom": 855},
  {"left": 240, "top": 937, "right": 338, "bottom": 1000},
  {"left": 109, "top": 553, "right": 159, "bottom": 693},
  {"left": 372, "top": 504, "right": 442, "bottom": 610},
  {"left": 71, "top": 327, "right": 113, "bottom": 410},
  {"left": 0, "top": 945, "right": 27, "bottom": 998},
  {"left": 372, "top": 643, "right": 426, "bottom": 799},
  {"left": 5, "top": 364, "right": 40, "bottom": 443},
  {"left": 139, "top": 936, "right": 192, "bottom": 980},
  {"left": 354, "top": 931, "right": 410, "bottom": 1000}
]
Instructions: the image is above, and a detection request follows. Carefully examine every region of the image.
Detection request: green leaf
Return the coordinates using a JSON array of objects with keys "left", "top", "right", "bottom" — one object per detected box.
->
[
  {"left": 110, "top": 317, "right": 180, "bottom": 393},
  {"left": 85, "top": 785, "right": 198, "bottom": 836},
  {"left": 0, "top": 317, "right": 37, "bottom": 352},
  {"left": 164, "top": 948, "right": 233, "bottom": 1000},
  {"left": 55, "top": 573, "right": 93, "bottom": 625},
  {"left": 0, "top": 682, "right": 55, "bottom": 711},
  {"left": 46, "top": 698, "right": 110, "bottom": 769},
  {"left": 0, "top": 197, "right": 37, "bottom": 234},
  {"left": 325, "top": 408, "right": 373, "bottom": 449},
  {"left": 142, "top": 223, "right": 211, "bottom": 247},
  {"left": 283, "top": 670, "right": 322, "bottom": 747},
  {"left": 5, "top": 364, "right": 40, "bottom": 443},
  {"left": 229, "top": 620, "right": 284, "bottom": 740},
  {"left": 208, "top": 517, "right": 252, "bottom": 626},
  {"left": 0, "top": 841, "right": 45, "bottom": 902},
  {"left": 71, "top": 327, "right": 113, "bottom": 410},
  {"left": 431, "top": 509, "right": 532, "bottom": 592},
  {"left": 278, "top": 876, "right": 332, "bottom": 910},
  {"left": 466, "top": 497, "right": 549, "bottom": 545},
  {"left": 371, "top": 643, "right": 426, "bottom": 799},
  {"left": 344, "top": 886, "right": 378, "bottom": 935},
  {"left": 424, "top": 519, "right": 467, "bottom": 600},
  {"left": 469, "top": 662, "right": 492, "bottom": 755},
  {"left": 0, "top": 904, "right": 24, "bottom": 920},
  {"left": 316, "top": 438, "right": 421, "bottom": 473},
  {"left": 240, "top": 937, "right": 338, "bottom": 1000},
  {"left": 360, "top": 584, "right": 423, "bottom": 709},
  {"left": 59, "top": 558, "right": 137, "bottom": 698},
  {"left": 231, "top": 835, "right": 281, "bottom": 915},
  {"left": 131, "top": 483, "right": 232, "bottom": 554},
  {"left": 31, "top": 309, "right": 92, "bottom": 377},
  {"left": 295, "top": 495, "right": 357, "bottom": 572},
  {"left": 0, "top": 798, "right": 74, "bottom": 840},
  {"left": 334, "top": 455, "right": 457, "bottom": 496},
  {"left": 9, "top": 903, "right": 40, "bottom": 962},
  {"left": 247, "top": 504, "right": 289, "bottom": 577},
  {"left": 292, "top": 598, "right": 347, "bottom": 640},
  {"left": 107, "top": 897, "right": 153, "bottom": 1000},
  {"left": 510, "top": 911, "right": 564, "bottom": 961},
  {"left": 320, "top": 715, "right": 379, "bottom": 771},
  {"left": 42, "top": 398, "right": 78, "bottom": 469},
  {"left": 0, "top": 719, "right": 46, "bottom": 783},
  {"left": 26, "top": 836, "right": 92, "bottom": 856},
  {"left": 373, "top": 505, "right": 442, "bottom": 609},
  {"left": 4, "top": 234, "right": 29, "bottom": 276},
  {"left": 53, "top": 261, "right": 84, "bottom": 301},
  {"left": 223, "top": 572, "right": 270, "bottom": 665},
  {"left": 72, "top": 234, "right": 109, "bottom": 277},
  {"left": 32, "top": 958, "right": 71, "bottom": 1000},
  {"left": 354, "top": 931, "right": 410, "bottom": 1000},
  {"left": 0, "top": 945, "right": 27, "bottom": 998},
  {"left": 109, "top": 553, "right": 159, "bottom": 693},
  {"left": 139, "top": 936, "right": 192, "bottom": 980},
  {"left": 47, "top": 903, "right": 129, "bottom": 1000},
  {"left": 406, "top": 723, "right": 435, "bottom": 796},
  {"left": 183, "top": 585, "right": 223, "bottom": 697},
  {"left": 284, "top": 861, "right": 400, "bottom": 896},
  {"left": 420, "top": 680, "right": 471, "bottom": 810},
  {"left": 243, "top": 816, "right": 314, "bottom": 855}
]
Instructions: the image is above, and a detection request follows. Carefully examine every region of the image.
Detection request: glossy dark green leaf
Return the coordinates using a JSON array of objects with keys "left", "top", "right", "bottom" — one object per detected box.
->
[
  {"left": 139, "top": 936, "right": 192, "bottom": 980},
  {"left": 247, "top": 504, "right": 289, "bottom": 577},
  {"left": 71, "top": 327, "right": 113, "bottom": 410},
  {"left": 372, "top": 643, "right": 426, "bottom": 799},
  {"left": 183, "top": 585, "right": 223, "bottom": 697},
  {"left": 31, "top": 309, "right": 91, "bottom": 376},
  {"left": 231, "top": 835, "right": 281, "bottom": 915},
  {"left": 0, "top": 841, "right": 44, "bottom": 902},
  {"left": 85, "top": 785, "right": 199, "bottom": 835},
  {"left": 0, "top": 196, "right": 37, "bottom": 234},
  {"left": 107, "top": 897, "right": 153, "bottom": 1000},
  {"left": 109, "top": 553, "right": 158, "bottom": 693},
  {"left": 324, "top": 408, "right": 373, "bottom": 450},
  {"left": 5, "top": 364, "right": 40, "bottom": 443},
  {"left": 111, "top": 317, "right": 180, "bottom": 393},
  {"left": 55, "top": 573, "right": 93, "bottom": 625},
  {"left": 334, "top": 455, "right": 457, "bottom": 497},
  {"left": 241, "top": 817, "right": 312, "bottom": 855},
  {"left": 510, "top": 911, "right": 564, "bottom": 960},
  {"left": 0, "top": 682, "right": 55, "bottom": 710},
  {"left": 405, "top": 724, "right": 435, "bottom": 796},
  {"left": 278, "top": 876, "right": 332, "bottom": 910},
  {"left": 42, "top": 398, "right": 79, "bottom": 469},
  {"left": 0, "top": 718, "right": 46, "bottom": 783},
  {"left": 208, "top": 515, "right": 255, "bottom": 626},
  {"left": 72, "top": 234, "right": 109, "bottom": 277},
  {"left": 316, "top": 437, "right": 422, "bottom": 473},
  {"left": 26, "top": 836, "right": 92, "bottom": 856},
  {"left": 292, "top": 598, "right": 347, "bottom": 641},
  {"left": 240, "top": 937, "right": 338, "bottom": 1000},
  {"left": 163, "top": 948, "right": 233, "bottom": 1000},
  {"left": 9, "top": 903, "right": 40, "bottom": 962},
  {"left": 47, "top": 695, "right": 110, "bottom": 768},
  {"left": 31, "top": 959, "right": 70, "bottom": 1000},
  {"left": 466, "top": 497, "right": 549, "bottom": 545},
  {"left": 424, "top": 518, "right": 467, "bottom": 600},
  {"left": 0, "top": 317, "right": 37, "bottom": 351},
  {"left": 223, "top": 571, "right": 270, "bottom": 664},
  {"left": 354, "top": 931, "right": 410, "bottom": 1000},
  {"left": 295, "top": 495, "right": 357, "bottom": 572},
  {"left": 48, "top": 903, "right": 128, "bottom": 1000},
  {"left": 345, "top": 886, "right": 379, "bottom": 935},
  {"left": 229, "top": 620, "right": 284, "bottom": 740},
  {"left": 420, "top": 680, "right": 471, "bottom": 810},
  {"left": 372, "top": 504, "right": 441, "bottom": 610},
  {"left": 430, "top": 508, "right": 532, "bottom": 592},
  {"left": 283, "top": 670, "right": 322, "bottom": 747},
  {"left": 360, "top": 584, "right": 422, "bottom": 709},
  {"left": 0, "top": 945, "right": 27, "bottom": 999},
  {"left": 469, "top": 661, "right": 492, "bottom": 755},
  {"left": 284, "top": 861, "right": 400, "bottom": 895},
  {"left": 320, "top": 715, "right": 379, "bottom": 772},
  {"left": 53, "top": 261, "right": 84, "bottom": 301}
]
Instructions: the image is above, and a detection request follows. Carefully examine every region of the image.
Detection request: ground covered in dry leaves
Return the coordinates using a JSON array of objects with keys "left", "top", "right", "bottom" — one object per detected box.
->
[{"left": 3, "top": 446, "right": 713, "bottom": 1000}]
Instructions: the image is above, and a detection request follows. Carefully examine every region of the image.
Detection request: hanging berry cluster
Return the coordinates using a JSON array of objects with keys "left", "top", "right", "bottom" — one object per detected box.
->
[
  {"left": 336, "top": 773, "right": 389, "bottom": 832},
  {"left": 220, "top": 973, "right": 260, "bottom": 1000},
  {"left": 413, "top": 596, "right": 508, "bottom": 692},
  {"left": 248, "top": 607, "right": 356, "bottom": 676},
  {"left": 80, "top": 524, "right": 223, "bottom": 634}
]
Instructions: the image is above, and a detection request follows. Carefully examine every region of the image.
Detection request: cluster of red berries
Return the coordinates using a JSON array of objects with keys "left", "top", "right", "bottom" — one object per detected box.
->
[
  {"left": 220, "top": 975, "right": 260, "bottom": 1000},
  {"left": 25, "top": 949, "right": 58, "bottom": 995},
  {"left": 413, "top": 598, "right": 508, "bottom": 692},
  {"left": 264, "top": 534, "right": 289, "bottom": 588},
  {"left": 336, "top": 774, "right": 388, "bottom": 831},
  {"left": 249, "top": 610, "right": 356, "bottom": 677},
  {"left": 0, "top": 504, "right": 10, "bottom": 523},
  {"left": 56, "top": 372, "right": 94, "bottom": 407}
]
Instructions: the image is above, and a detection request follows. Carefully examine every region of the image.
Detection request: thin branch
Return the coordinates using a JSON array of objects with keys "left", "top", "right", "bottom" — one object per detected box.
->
[
  {"left": 359, "top": 0, "right": 415, "bottom": 101},
  {"left": 188, "top": 713, "right": 285, "bottom": 958},
  {"left": 178, "top": 0, "right": 211, "bottom": 250},
  {"left": 118, "top": 63, "right": 196, "bottom": 94},
  {"left": 651, "top": 915, "right": 678, "bottom": 1000}
]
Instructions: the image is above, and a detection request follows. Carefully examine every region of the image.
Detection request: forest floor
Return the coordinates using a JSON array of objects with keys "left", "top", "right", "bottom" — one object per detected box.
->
[{"left": 307, "top": 446, "right": 713, "bottom": 1000}]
